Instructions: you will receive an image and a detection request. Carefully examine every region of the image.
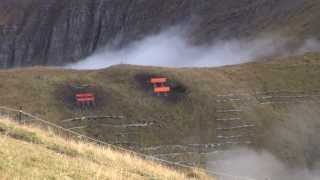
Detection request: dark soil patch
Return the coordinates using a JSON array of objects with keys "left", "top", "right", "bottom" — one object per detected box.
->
[
  {"left": 134, "top": 73, "right": 188, "bottom": 102},
  {"left": 55, "top": 80, "right": 110, "bottom": 111}
]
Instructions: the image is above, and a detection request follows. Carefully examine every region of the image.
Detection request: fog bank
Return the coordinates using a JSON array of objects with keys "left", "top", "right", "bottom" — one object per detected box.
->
[
  {"left": 207, "top": 148, "right": 320, "bottom": 180},
  {"left": 207, "top": 102, "right": 320, "bottom": 180},
  {"left": 66, "top": 28, "right": 320, "bottom": 70}
]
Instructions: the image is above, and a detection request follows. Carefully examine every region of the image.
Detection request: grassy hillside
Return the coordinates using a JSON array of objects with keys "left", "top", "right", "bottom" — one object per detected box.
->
[
  {"left": 1, "top": 52, "right": 320, "bottom": 168},
  {"left": 0, "top": 117, "right": 211, "bottom": 179}
]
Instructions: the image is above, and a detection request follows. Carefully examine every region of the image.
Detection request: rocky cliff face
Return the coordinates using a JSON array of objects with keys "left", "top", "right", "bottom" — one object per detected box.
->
[{"left": 0, "top": 0, "right": 319, "bottom": 68}]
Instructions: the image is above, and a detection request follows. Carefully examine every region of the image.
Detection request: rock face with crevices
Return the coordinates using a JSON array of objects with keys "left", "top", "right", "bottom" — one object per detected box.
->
[{"left": 0, "top": 0, "right": 320, "bottom": 68}]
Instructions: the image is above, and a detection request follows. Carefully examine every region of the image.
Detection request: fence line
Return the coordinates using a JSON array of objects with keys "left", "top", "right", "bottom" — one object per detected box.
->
[
  {"left": 0, "top": 106, "right": 255, "bottom": 180},
  {"left": 215, "top": 89, "right": 320, "bottom": 97},
  {"left": 62, "top": 115, "right": 125, "bottom": 122}
]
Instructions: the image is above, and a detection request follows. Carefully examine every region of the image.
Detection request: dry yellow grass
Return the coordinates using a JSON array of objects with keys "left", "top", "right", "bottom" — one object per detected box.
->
[{"left": 0, "top": 118, "right": 213, "bottom": 180}]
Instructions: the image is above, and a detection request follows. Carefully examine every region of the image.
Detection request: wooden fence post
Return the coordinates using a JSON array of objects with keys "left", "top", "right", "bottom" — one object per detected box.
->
[{"left": 18, "top": 106, "right": 22, "bottom": 123}]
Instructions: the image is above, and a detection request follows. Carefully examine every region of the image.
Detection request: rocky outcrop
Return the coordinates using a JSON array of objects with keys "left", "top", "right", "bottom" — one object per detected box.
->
[{"left": 0, "top": 0, "right": 318, "bottom": 68}]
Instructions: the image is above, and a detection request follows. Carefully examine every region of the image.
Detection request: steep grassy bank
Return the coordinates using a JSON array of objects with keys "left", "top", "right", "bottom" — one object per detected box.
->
[{"left": 0, "top": 118, "right": 211, "bottom": 179}]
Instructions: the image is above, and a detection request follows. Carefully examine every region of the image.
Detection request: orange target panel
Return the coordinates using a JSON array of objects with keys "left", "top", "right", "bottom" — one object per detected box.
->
[
  {"left": 154, "top": 86, "right": 171, "bottom": 93},
  {"left": 150, "top": 78, "right": 167, "bottom": 84}
]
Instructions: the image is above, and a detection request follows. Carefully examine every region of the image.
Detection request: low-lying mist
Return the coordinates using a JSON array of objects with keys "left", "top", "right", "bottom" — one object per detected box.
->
[
  {"left": 66, "top": 28, "right": 320, "bottom": 70},
  {"left": 207, "top": 102, "right": 320, "bottom": 180},
  {"left": 207, "top": 148, "right": 320, "bottom": 180}
]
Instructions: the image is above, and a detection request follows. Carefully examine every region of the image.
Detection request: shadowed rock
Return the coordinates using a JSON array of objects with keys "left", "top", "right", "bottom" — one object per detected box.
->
[{"left": 0, "top": 0, "right": 318, "bottom": 68}]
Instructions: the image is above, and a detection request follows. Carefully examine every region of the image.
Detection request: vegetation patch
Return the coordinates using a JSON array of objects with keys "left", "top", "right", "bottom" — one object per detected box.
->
[
  {"left": 0, "top": 122, "right": 42, "bottom": 144},
  {"left": 46, "top": 143, "right": 80, "bottom": 157}
]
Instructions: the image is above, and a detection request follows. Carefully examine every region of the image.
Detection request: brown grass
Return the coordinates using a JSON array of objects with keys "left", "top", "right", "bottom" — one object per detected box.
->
[{"left": 0, "top": 118, "right": 213, "bottom": 180}]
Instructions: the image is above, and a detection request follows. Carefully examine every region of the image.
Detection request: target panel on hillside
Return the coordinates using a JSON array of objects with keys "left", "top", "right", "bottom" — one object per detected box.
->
[
  {"left": 69, "top": 82, "right": 97, "bottom": 108},
  {"left": 150, "top": 77, "right": 171, "bottom": 96},
  {"left": 76, "top": 93, "right": 96, "bottom": 106}
]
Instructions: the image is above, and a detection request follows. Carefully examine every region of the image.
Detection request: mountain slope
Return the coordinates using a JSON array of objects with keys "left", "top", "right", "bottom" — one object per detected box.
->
[
  {"left": 1, "top": 0, "right": 320, "bottom": 68},
  {"left": 1, "top": 52, "right": 320, "bottom": 169}
]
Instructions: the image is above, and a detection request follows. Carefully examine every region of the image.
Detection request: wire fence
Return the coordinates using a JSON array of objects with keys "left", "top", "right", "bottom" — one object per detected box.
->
[{"left": 0, "top": 106, "right": 255, "bottom": 180}]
